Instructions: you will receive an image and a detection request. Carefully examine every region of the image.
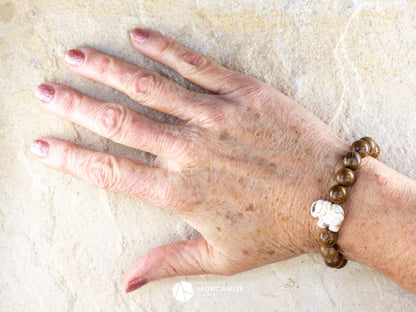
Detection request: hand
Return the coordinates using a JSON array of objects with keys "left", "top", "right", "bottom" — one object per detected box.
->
[{"left": 32, "top": 28, "right": 351, "bottom": 293}]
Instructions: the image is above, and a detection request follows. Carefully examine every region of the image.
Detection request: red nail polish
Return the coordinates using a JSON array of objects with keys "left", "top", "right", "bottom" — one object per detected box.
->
[
  {"left": 131, "top": 29, "right": 150, "bottom": 43},
  {"left": 35, "top": 84, "right": 55, "bottom": 102},
  {"left": 126, "top": 277, "right": 148, "bottom": 293},
  {"left": 65, "top": 49, "right": 85, "bottom": 66},
  {"left": 31, "top": 140, "right": 49, "bottom": 159}
]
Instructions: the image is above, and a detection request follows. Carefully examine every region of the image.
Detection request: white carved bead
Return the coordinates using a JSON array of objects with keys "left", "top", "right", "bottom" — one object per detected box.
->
[{"left": 311, "top": 199, "right": 344, "bottom": 232}]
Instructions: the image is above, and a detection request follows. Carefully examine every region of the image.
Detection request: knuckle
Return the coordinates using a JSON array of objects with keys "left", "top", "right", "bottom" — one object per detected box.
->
[
  {"left": 156, "top": 257, "right": 180, "bottom": 278},
  {"left": 135, "top": 172, "right": 180, "bottom": 210},
  {"left": 200, "top": 104, "right": 237, "bottom": 129},
  {"left": 84, "top": 153, "right": 118, "bottom": 189},
  {"left": 178, "top": 51, "right": 210, "bottom": 75},
  {"left": 60, "top": 144, "right": 75, "bottom": 173},
  {"left": 62, "top": 92, "right": 82, "bottom": 117},
  {"left": 160, "top": 180, "right": 180, "bottom": 208},
  {"left": 171, "top": 133, "right": 196, "bottom": 161},
  {"left": 164, "top": 173, "right": 203, "bottom": 212},
  {"left": 91, "top": 54, "right": 111, "bottom": 77},
  {"left": 243, "top": 81, "right": 267, "bottom": 97},
  {"left": 96, "top": 104, "right": 128, "bottom": 141},
  {"left": 155, "top": 37, "right": 175, "bottom": 59},
  {"left": 152, "top": 174, "right": 188, "bottom": 211},
  {"left": 128, "top": 71, "right": 161, "bottom": 102},
  {"left": 161, "top": 127, "right": 201, "bottom": 164},
  {"left": 239, "top": 82, "right": 273, "bottom": 112},
  {"left": 231, "top": 78, "right": 266, "bottom": 100}
]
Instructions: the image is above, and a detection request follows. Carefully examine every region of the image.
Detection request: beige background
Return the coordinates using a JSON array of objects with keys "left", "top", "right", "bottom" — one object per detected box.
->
[{"left": 1, "top": 0, "right": 416, "bottom": 311}]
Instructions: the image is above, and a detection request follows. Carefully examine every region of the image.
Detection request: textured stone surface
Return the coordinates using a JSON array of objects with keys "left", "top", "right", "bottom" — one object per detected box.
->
[{"left": 1, "top": 0, "right": 416, "bottom": 311}]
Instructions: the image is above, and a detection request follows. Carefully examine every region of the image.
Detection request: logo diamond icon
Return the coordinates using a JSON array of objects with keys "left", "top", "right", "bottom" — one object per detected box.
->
[{"left": 173, "top": 281, "right": 194, "bottom": 302}]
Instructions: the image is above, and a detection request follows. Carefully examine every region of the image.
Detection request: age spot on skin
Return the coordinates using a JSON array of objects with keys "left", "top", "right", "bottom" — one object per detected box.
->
[
  {"left": 216, "top": 226, "right": 221, "bottom": 231},
  {"left": 225, "top": 211, "right": 240, "bottom": 223},
  {"left": 375, "top": 173, "right": 390, "bottom": 186},
  {"left": 269, "top": 163, "right": 277, "bottom": 171},
  {"left": 219, "top": 131, "right": 230, "bottom": 141},
  {"left": 246, "top": 204, "right": 255, "bottom": 211},
  {"left": 305, "top": 146, "right": 313, "bottom": 156},
  {"left": 242, "top": 249, "right": 249, "bottom": 255}
]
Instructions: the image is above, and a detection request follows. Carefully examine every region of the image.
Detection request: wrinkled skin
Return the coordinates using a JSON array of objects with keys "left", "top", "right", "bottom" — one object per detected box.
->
[{"left": 33, "top": 29, "right": 351, "bottom": 291}]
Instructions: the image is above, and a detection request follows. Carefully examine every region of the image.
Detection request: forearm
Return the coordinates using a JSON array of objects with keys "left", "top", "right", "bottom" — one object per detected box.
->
[{"left": 338, "top": 156, "right": 416, "bottom": 294}]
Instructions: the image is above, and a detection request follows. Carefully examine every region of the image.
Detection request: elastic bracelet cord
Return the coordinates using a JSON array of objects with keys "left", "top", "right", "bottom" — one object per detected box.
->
[{"left": 311, "top": 137, "right": 380, "bottom": 269}]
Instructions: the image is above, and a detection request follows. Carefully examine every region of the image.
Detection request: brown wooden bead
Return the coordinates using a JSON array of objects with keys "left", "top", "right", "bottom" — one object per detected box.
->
[
  {"left": 320, "top": 244, "right": 339, "bottom": 259},
  {"left": 320, "top": 229, "right": 338, "bottom": 247},
  {"left": 351, "top": 140, "right": 370, "bottom": 157},
  {"left": 360, "top": 137, "right": 376, "bottom": 154},
  {"left": 336, "top": 256, "right": 348, "bottom": 269},
  {"left": 329, "top": 185, "right": 347, "bottom": 204},
  {"left": 371, "top": 144, "right": 380, "bottom": 158},
  {"left": 324, "top": 253, "right": 343, "bottom": 268},
  {"left": 343, "top": 151, "right": 361, "bottom": 170},
  {"left": 335, "top": 168, "right": 356, "bottom": 186}
]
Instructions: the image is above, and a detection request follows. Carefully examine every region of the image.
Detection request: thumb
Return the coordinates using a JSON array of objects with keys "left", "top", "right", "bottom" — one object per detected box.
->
[{"left": 123, "top": 237, "right": 228, "bottom": 293}]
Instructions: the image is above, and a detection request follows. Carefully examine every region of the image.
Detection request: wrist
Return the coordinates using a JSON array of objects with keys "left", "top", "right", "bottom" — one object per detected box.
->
[
  {"left": 304, "top": 138, "right": 385, "bottom": 257},
  {"left": 304, "top": 137, "right": 416, "bottom": 293},
  {"left": 337, "top": 156, "right": 416, "bottom": 291},
  {"left": 335, "top": 156, "right": 382, "bottom": 260},
  {"left": 303, "top": 137, "right": 351, "bottom": 254}
]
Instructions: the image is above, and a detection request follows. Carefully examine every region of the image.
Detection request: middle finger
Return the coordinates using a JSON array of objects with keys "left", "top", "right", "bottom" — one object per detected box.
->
[
  {"left": 35, "top": 83, "right": 190, "bottom": 160},
  {"left": 64, "top": 47, "right": 216, "bottom": 123}
]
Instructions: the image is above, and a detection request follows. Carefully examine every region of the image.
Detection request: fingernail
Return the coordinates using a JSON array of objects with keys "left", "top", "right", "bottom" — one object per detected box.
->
[
  {"left": 126, "top": 277, "right": 148, "bottom": 293},
  {"left": 35, "top": 84, "right": 55, "bottom": 102},
  {"left": 131, "top": 29, "right": 150, "bottom": 43},
  {"left": 31, "top": 140, "right": 49, "bottom": 159},
  {"left": 65, "top": 49, "right": 85, "bottom": 66}
]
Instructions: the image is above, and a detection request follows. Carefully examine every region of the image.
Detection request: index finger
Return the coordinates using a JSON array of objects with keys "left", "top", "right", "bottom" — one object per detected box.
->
[{"left": 130, "top": 28, "right": 260, "bottom": 96}]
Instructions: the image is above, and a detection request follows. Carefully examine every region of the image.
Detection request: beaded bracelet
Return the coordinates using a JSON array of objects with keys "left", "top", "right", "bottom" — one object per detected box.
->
[{"left": 311, "top": 137, "right": 380, "bottom": 269}]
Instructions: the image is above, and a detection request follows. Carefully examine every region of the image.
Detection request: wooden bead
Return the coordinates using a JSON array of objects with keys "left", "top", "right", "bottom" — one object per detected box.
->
[
  {"left": 336, "top": 257, "right": 348, "bottom": 269},
  {"left": 351, "top": 140, "right": 370, "bottom": 157},
  {"left": 343, "top": 151, "right": 361, "bottom": 170},
  {"left": 324, "top": 253, "right": 343, "bottom": 268},
  {"left": 320, "top": 229, "right": 338, "bottom": 247},
  {"left": 360, "top": 137, "right": 376, "bottom": 154},
  {"left": 329, "top": 185, "right": 347, "bottom": 204},
  {"left": 320, "top": 244, "right": 339, "bottom": 259},
  {"left": 335, "top": 168, "right": 356, "bottom": 186},
  {"left": 371, "top": 144, "right": 380, "bottom": 158},
  {"left": 315, "top": 137, "right": 378, "bottom": 271}
]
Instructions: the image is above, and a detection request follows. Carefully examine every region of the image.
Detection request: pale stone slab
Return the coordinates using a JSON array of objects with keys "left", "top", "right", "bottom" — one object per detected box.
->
[{"left": 1, "top": 0, "right": 415, "bottom": 311}]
